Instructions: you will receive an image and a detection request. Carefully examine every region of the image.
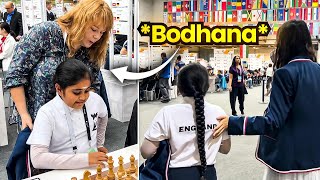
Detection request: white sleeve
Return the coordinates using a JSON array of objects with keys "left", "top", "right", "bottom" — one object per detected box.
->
[
  {"left": 95, "top": 93, "right": 108, "bottom": 147},
  {"left": 27, "top": 109, "right": 52, "bottom": 146},
  {"left": 0, "top": 37, "right": 16, "bottom": 59},
  {"left": 144, "top": 107, "right": 169, "bottom": 141},
  {"left": 30, "top": 144, "right": 89, "bottom": 169},
  {"left": 97, "top": 93, "right": 108, "bottom": 118}
]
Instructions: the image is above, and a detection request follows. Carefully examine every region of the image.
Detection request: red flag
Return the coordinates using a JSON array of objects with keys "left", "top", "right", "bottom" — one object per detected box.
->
[
  {"left": 246, "top": 0, "right": 253, "bottom": 9},
  {"left": 232, "top": 10, "right": 238, "bottom": 21},
  {"left": 168, "top": 2, "right": 172, "bottom": 13},
  {"left": 199, "top": 12, "right": 205, "bottom": 22},
  {"left": 290, "top": 8, "right": 295, "bottom": 20}
]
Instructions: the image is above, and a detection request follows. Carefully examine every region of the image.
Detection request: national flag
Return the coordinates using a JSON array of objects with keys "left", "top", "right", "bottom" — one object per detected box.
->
[
  {"left": 302, "top": 8, "right": 308, "bottom": 19},
  {"left": 261, "top": 10, "right": 267, "bottom": 20},
  {"left": 295, "top": 0, "right": 300, "bottom": 7},
  {"left": 215, "top": 11, "right": 219, "bottom": 21},
  {"left": 190, "top": 12, "right": 194, "bottom": 21},
  {"left": 185, "top": 12, "right": 191, "bottom": 22},
  {"left": 240, "top": 45, "right": 249, "bottom": 58},
  {"left": 313, "top": 7, "right": 318, "bottom": 19},
  {"left": 219, "top": 10, "right": 227, "bottom": 21},
  {"left": 203, "top": 11, "right": 209, "bottom": 22},
  {"left": 253, "top": 0, "right": 258, "bottom": 9},
  {"left": 308, "top": 22, "right": 313, "bottom": 34},
  {"left": 237, "top": 0, "right": 242, "bottom": 9},
  {"left": 242, "top": 10, "right": 248, "bottom": 21},
  {"left": 295, "top": 8, "right": 302, "bottom": 19},
  {"left": 269, "top": 24, "right": 274, "bottom": 35},
  {"left": 262, "top": 0, "right": 268, "bottom": 8},
  {"left": 274, "top": 0, "right": 279, "bottom": 8},
  {"left": 228, "top": 0, "right": 233, "bottom": 10},
  {"left": 247, "top": 10, "right": 253, "bottom": 21},
  {"left": 274, "top": 9, "right": 278, "bottom": 20},
  {"left": 242, "top": 0, "right": 247, "bottom": 9},
  {"left": 232, "top": 0, "right": 237, "bottom": 9},
  {"left": 180, "top": 12, "right": 185, "bottom": 23},
  {"left": 313, "top": 22, "right": 319, "bottom": 36},
  {"left": 273, "top": 23, "right": 279, "bottom": 35},
  {"left": 168, "top": 13, "right": 173, "bottom": 23},
  {"left": 279, "top": 0, "right": 285, "bottom": 8},
  {"left": 172, "top": 13, "right": 177, "bottom": 22},
  {"left": 199, "top": 12, "right": 205, "bottom": 22},
  {"left": 200, "top": 0, "right": 209, "bottom": 10},
  {"left": 182, "top": 1, "right": 190, "bottom": 11},
  {"left": 194, "top": 12, "right": 199, "bottom": 21},
  {"left": 227, "top": 11, "right": 233, "bottom": 22},
  {"left": 164, "top": 2, "right": 168, "bottom": 12},
  {"left": 267, "top": 9, "right": 274, "bottom": 20},
  {"left": 168, "top": 2, "right": 172, "bottom": 13},
  {"left": 163, "top": 12, "right": 168, "bottom": 23},
  {"left": 268, "top": 0, "right": 273, "bottom": 8},
  {"left": 238, "top": 10, "right": 242, "bottom": 21},
  {"left": 252, "top": 10, "right": 259, "bottom": 21},
  {"left": 277, "top": 9, "right": 284, "bottom": 20},
  {"left": 217, "top": 0, "right": 222, "bottom": 10},
  {"left": 222, "top": 0, "right": 227, "bottom": 10},
  {"left": 301, "top": 0, "right": 307, "bottom": 7},
  {"left": 247, "top": 0, "right": 253, "bottom": 9},
  {"left": 289, "top": 0, "right": 295, "bottom": 7},
  {"left": 176, "top": 1, "right": 181, "bottom": 12},
  {"left": 176, "top": 12, "right": 182, "bottom": 22},
  {"left": 214, "top": 0, "right": 217, "bottom": 10},
  {"left": 284, "top": 9, "right": 290, "bottom": 21},
  {"left": 307, "top": 0, "right": 312, "bottom": 7},
  {"left": 190, "top": 0, "right": 198, "bottom": 11},
  {"left": 209, "top": 0, "right": 213, "bottom": 10},
  {"left": 290, "top": 8, "right": 296, "bottom": 19},
  {"left": 232, "top": 10, "right": 238, "bottom": 21},
  {"left": 307, "top": 7, "right": 312, "bottom": 20},
  {"left": 172, "top": 2, "right": 176, "bottom": 13}
]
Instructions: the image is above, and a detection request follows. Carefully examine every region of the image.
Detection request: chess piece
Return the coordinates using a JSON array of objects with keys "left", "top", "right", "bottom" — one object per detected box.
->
[
  {"left": 83, "top": 170, "right": 91, "bottom": 180},
  {"left": 129, "top": 155, "right": 136, "bottom": 174},
  {"left": 96, "top": 164, "right": 103, "bottom": 180},
  {"left": 125, "top": 169, "right": 132, "bottom": 180},
  {"left": 117, "top": 156, "right": 125, "bottom": 177},
  {"left": 103, "top": 177, "right": 108, "bottom": 180},
  {"left": 71, "top": 177, "right": 77, "bottom": 180},
  {"left": 107, "top": 156, "right": 115, "bottom": 180}
]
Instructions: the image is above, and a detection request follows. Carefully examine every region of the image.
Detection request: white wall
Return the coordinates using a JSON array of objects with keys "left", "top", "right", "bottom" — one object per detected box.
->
[{"left": 139, "top": 0, "right": 153, "bottom": 43}]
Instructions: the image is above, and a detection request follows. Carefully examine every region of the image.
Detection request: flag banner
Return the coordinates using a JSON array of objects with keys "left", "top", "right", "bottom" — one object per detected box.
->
[
  {"left": 284, "top": 9, "right": 289, "bottom": 21},
  {"left": 307, "top": 7, "right": 312, "bottom": 20},
  {"left": 307, "top": 0, "right": 312, "bottom": 7},
  {"left": 295, "top": 8, "right": 302, "bottom": 19},
  {"left": 262, "top": 0, "right": 268, "bottom": 8},
  {"left": 228, "top": 0, "right": 233, "bottom": 10},
  {"left": 222, "top": 0, "right": 227, "bottom": 10},
  {"left": 168, "top": 13, "right": 173, "bottom": 23},
  {"left": 164, "top": 2, "right": 168, "bottom": 12},
  {"left": 182, "top": 1, "right": 190, "bottom": 11},
  {"left": 176, "top": 1, "right": 181, "bottom": 12},
  {"left": 242, "top": 10, "right": 248, "bottom": 20},
  {"left": 247, "top": 10, "right": 253, "bottom": 21},
  {"left": 237, "top": 0, "right": 242, "bottom": 9},
  {"left": 238, "top": 10, "right": 242, "bottom": 21},
  {"left": 277, "top": 9, "right": 284, "bottom": 20},
  {"left": 176, "top": 12, "right": 181, "bottom": 22},
  {"left": 268, "top": 0, "right": 273, "bottom": 8},
  {"left": 168, "top": 1, "right": 173, "bottom": 13},
  {"left": 240, "top": 45, "right": 249, "bottom": 58},
  {"left": 200, "top": 0, "right": 209, "bottom": 10},
  {"left": 301, "top": 0, "right": 307, "bottom": 7},
  {"left": 252, "top": 10, "right": 259, "bottom": 21},
  {"left": 217, "top": 0, "right": 222, "bottom": 10},
  {"left": 247, "top": 0, "right": 253, "bottom": 9},
  {"left": 215, "top": 11, "right": 219, "bottom": 21},
  {"left": 163, "top": 12, "right": 168, "bottom": 23},
  {"left": 172, "top": 12, "right": 177, "bottom": 22},
  {"left": 313, "top": 7, "right": 319, "bottom": 19},
  {"left": 172, "top": 1, "right": 176, "bottom": 13},
  {"left": 274, "top": 0, "right": 279, "bottom": 8},
  {"left": 232, "top": 0, "right": 237, "bottom": 9},
  {"left": 227, "top": 10, "right": 233, "bottom": 22},
  {"left": 279, "top": 0, "right": 285, "bottom": 8},
  {"left": 261, "top": 10, "right": 267, "bottom": 20},
  {"left": 232, "top": 10, "right": 238, "bottom": 21},
  {"left": 242, "top": 0, "right": 247, "bottom": 9},
  {"left": 194, "top": 11, "right": 199, "bottom": 21},
  {"left": 290, "top": 8, "right": 296, "bottom": 19},
  {"left": 267, "top": 9, "right": 274, "bottom": 20},
  {"left": 199, "top": 11, "right": 205, "bottom": 21}
]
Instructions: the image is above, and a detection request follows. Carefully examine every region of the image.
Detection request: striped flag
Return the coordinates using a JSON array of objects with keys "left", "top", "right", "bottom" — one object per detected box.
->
[
  {"left": 176, "top": 12, "right": 182, "bottom": 22},
  {"left": 172, "top": 2, "right": 176, "bottom": 13},
  {"left": 240, "top": 45, "right": 249, "bottom": 58},
  {"left": 247, "top": 0, "right": 253, "bottom": 9},
  {"left": 176, "top": 1, "right": 181, "bottom": 12},
  {"left": 215, "top": 11, "right": 219, "bottom": 21},
  {"left": 261, "top": 10, "right": 267, "bottom": 20},
  {"left": 164, "top": 2, "right": 168, "bottom": 12},
  {"left": 295, "top": 8, "right": 302, "bottom": 19},
  {"left": 199, "top": 12, "right": 205, "bottom": 22},
  {"left": 232, "top": 10, "right": 238, "bottom": 21},
  {"left": 312, "top": 0, "right": 318, "bottom": 7},
  {"left": 217, "top": 0, "right": 222, "bottom": 10},
  {"left": 194, "top": 12, "right": 199, "bottom": 21},
  {"left": 168, "top": 2, "right": 172, "bottom": 13},
  {"left": 182, "top": 1, "right": 190, "bottom": 11},
  {"left": 237, "top": 0, "right": 242, "bottom": 9},
  {"left": 222, "top": 0, "right": 227, "bottom": 10},
  {"left": 253, "top": 0, "right": 258, "bottom": 8},
  {"left": 228, "top": 0, "right": 233, "bottom": 10},
  {"left": 247, "top": 10, "right": 253, "bottom": 21},
  {"left": 219, "top": 11, "right": 227, "bottom": 21},
  {"left": 190, "top": 12, "right": 194, "bottom": 21},
  {"left": 273, "top": 23, "right": 279, "bottom": 35},
  {"left": 242, "top": 10, "right": 248, "bottom": 20},
  {"left": 190, "top": 0, "right": 198, "bottom": 11},
  {"left": 274, "top": 9, "right": 278, "bottom": 20},
  {"left": 274, "top": 0, "right": 279, "bottom": 8},
  {"left": 209, "top": 0, "right": 213, "bottom": 10},
  {"left": 262, "top": 0, "right": 268, "bottom": 8},
  {"left": 307, "top": 0, "right": 312, "bottom": 7},
  {"left": 238, "top": 10, "right": 242, "bottom": 21},
  {"left": 242, "top": 0, "right": 247, "bottom": 8},
  {"left": 313, "top": 7, "right": 319, "bottom": 19},
  {"left": 227, "top": 11, "right": 233, "bottom": 22},
  {"left": 284, "top": 9, "right": 290, "bottom": 21},
  {"left": 267, "top": 9, "right": 274, "bottom": 20},
  {"left": 268, "top": 0, "right": 273, "bottom": 8},
  {"left": 308, "top": 7, "right": 312, "bottom": 20},
  {"left": 232, "top": 0, "right": 237, "bottom": 9},
  {"left": 163, "top": 12, "right": 168, "bottom": 23},
  {"left": 290, "top": 8, "right": 296, "bottom": 19}
]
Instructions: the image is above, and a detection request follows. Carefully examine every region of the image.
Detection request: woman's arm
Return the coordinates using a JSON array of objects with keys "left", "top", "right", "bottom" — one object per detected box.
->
[
  {"left": 140, "top": 138, "right": 160, "bottom": 159},
  {"left": 0, "top": 36, "right": 16, "bottom": 59}
]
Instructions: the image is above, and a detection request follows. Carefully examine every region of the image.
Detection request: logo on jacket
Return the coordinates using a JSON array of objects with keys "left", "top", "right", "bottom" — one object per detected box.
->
[{"left": 91, "top": 113, "right": 98, "bottom": 131}]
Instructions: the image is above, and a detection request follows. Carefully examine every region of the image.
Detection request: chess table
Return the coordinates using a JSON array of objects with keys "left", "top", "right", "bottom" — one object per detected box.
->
[{"left": 24, "top": 144, "right": 139, "bottom": 180}]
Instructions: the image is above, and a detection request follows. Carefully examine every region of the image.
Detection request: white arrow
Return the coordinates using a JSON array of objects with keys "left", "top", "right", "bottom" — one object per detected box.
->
[{"left": 111, "top": 48, "right": 180, "bottom": 83}]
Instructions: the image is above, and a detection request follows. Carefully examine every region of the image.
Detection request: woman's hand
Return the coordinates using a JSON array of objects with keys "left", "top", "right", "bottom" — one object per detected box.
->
[
  {"left": 228, "top": 85, "right": 232, "bottom": 92},
  {"left": 98, "top": 147, "right": 108, "bottom": 154},
  {"left": 213, "top": 115, "right": 230, "bottom": 139},
  {"left": 21, "top": 113, "right": 33, "bottom": 130},
  {"left": 88, "top": 152, "right": 108, "bottom": 167}
]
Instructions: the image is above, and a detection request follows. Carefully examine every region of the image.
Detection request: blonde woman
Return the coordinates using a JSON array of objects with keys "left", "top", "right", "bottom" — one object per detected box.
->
[{"left": 5, "top": 0, "right": 113, "bottom": 130}]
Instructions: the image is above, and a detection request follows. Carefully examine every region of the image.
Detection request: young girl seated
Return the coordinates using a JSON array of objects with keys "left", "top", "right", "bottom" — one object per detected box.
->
[
  {"left": 141, "top": 63, "right": 231, "bottom": 180},
  {"left": 27, "top": 59, "right": 109, "bottom": 170}
]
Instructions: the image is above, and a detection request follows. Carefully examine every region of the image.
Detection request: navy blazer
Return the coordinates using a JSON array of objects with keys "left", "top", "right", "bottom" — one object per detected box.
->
[
  {"left": 228, "top": 58, "right": 320, "bottom": 173},
  {"left": 3, "top": 8, "right": 23, "bottom": 37}
]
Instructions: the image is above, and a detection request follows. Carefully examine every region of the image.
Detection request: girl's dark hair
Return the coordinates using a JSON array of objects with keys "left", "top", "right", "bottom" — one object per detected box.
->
[
  {"left": 231, "top": 55, "right": 241, "bottom": 67},
  {"left": 177, "top": 63, "right": 209, "bottom": 179},
  {"left": 53, "top": 59, "right": 93, "bottom": 89},
  {"left": 275, "top": 20, "right": 316, "bottom": 68},
  {"left": 0, "top": 22, "right": 16, "bottom": 38}
]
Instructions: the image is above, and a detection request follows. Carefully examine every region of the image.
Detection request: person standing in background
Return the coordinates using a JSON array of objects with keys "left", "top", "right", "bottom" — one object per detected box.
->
[
  {"left": 3, "top": 1, "right": 23, "bottom": 41},
  {"left": 46, "top": 1, "right": 57, "bottom": 21},
  {"left": 158, "top": 52, "right": 171, "bottom": 103}
]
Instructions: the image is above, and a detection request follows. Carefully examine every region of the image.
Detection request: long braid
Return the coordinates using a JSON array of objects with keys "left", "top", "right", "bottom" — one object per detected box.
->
[{"left": 194, "top": 91, "right": 207, "bottom": 180}]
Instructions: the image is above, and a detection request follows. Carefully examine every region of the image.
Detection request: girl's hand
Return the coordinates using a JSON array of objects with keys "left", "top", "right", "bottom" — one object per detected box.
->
[
  {"left": 88, "top": 152, "right": 108, "bottom": 167},
  {"left": 21, "top": 113, "right": 33, "bottom": 130},
  {"left": 98, "top": 147, "right": 108, "bottom": 154}
]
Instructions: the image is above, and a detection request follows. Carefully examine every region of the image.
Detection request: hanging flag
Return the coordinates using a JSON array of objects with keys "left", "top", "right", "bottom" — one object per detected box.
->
[
  {"left": 268, "top": 0, "right": 273, "bottom": 8},
  {"left": 307, "top": 7, "right": 312, "bottom": 20},
  {"left": 172, "top": 2, "right": 177, "bottom": 13},
  {"left": 190, "top": 0, "right": 198, "bottom": 11},
  {"left": 209, "top": 0, "right": 213, "bottom": 10},
  {"left": 185, "top": 12, "right": 190, "bottom": 22},
  {"left": 262, "top": 0, "right": 268, "bottom": 8},
  {"left": 173, "top": 13, "right": 177, "bottom": 22},
  {"left": 176, "top": 12, "right": 182, "bottom": 22},
  {"left": 274, "top": 0, "right": 279, "bottom": 8},
  {"left": 168, "top": 2, "right": 173, "bottom": 13},
  {"left": 277, "top": 9, "right": 284, "bottom": 20},
  {"left": 168, "top": 13, "right": 173, "bottom": 23},
  {"left": 203, "top": 11, "right": 208, "bottom": 22},
  {"left": 274, "top": 9, "right": 278, "bottom": 20},
  {"left": 228, "top": 0, "right": 233, "bottom": 10},
  {"left": 307, "top": 0, "right": 312, "bottom": 7},
  {"left": 232, "top": 0, "right": 237, "bottom": 9},
  {"left": 290, "top": 8, "right": 296, "bottom": 19},
  {"left": 247, "top": 0, "right": 253, "bottom": 9},
  {"left": 227, "top": 10, "right": 233, "bottom": 22},
  {"left": 232, "top": 10, "right": 238, "bottom": 21},
  {"left": 253, "top": 0, "right": 258, "bottom": 8},
  {"left": 182, "top": 1, "right": 190, "bottom": 11},
  {"left": 284, "top": 9, "right": 290, "bottom": 21},
  {"left": 222, "top": 0, "right": 227, "bottom": 10},
  {"left": 242, "top": 0, "right": 247, "bottom": 8},
  {"left": 302, "top": 8, "right": 307, "bottom": 19},
  {"left": 295, "top": 8, "right": 302, "bottom": 19},
  {"left": 163, "top": 12, "right": 168, "bottom": 23},
  {"left": 273, "top": 23, "right": 279, "bottom": 35},
  {"left": 217, "top": 0, "right": 222, "bottom": 10},
  {"left": 252, "top": 10, "right": 259, "bottom": 21},
  {"left": 200, "top": 0, "right": 209, "bottom": 10},
  {"left": 237, "top": 0, "right": 242, "bottom": 9},
  {"left": 313, "top": 7, "right": 318, "bottom": 19},
  {"left": 290, "top": 0, "right": 295, "bottom": 7},
  {"left": 267, "top": 9, "right": 274, "bottom": 20},
  {"left": 301, "top": 0, "right": 307, "bottom": 7},
  {"left": 190, "top": 12, "right": 194, "bottom": 21},
  {"left": 164, "top": 2, "right": 168, "bottom": 12},
  {"left": 242, "top": 10, "right": 248, "bottom": 21},
  {"left": 194, "top": 11, "right": 199, "bottom": 21},
  {"left": 199, "top": 11, "right": 205, "bottom": 21},
  {"left": 219, "top": 10, "right": 227, "bottom": 21},
  {"left": 215, "top": 11, "right": 219, "bottom": 21},
  {"left": 181, "top": 12, "right": 185, "bottom": 23},
  {"left": 308, "top": 22, "right": 313, "bottom": 34},
  {"left": 261, "top": 10, "right": 267, "bottom": 20},
  {"left": 247, "top": 10, "right": 253, "bottom": 21},
  {"left": 238, "top": 10, "right": 242, "bottom": 21},
  {"left": 279, "top": 0, "right": 285, "bottom": 8},
  {"left": 176, "top": 1, "right": 181, "bottom": 12},
  {"left": 269, "top": 24, "right": 274, "bottom": 35},
  {"left": 240, "top": 45, "right": 249, "bottom": 58},
  {"left": 295, "top": 0, "right": 300, "bottom": 7}
]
